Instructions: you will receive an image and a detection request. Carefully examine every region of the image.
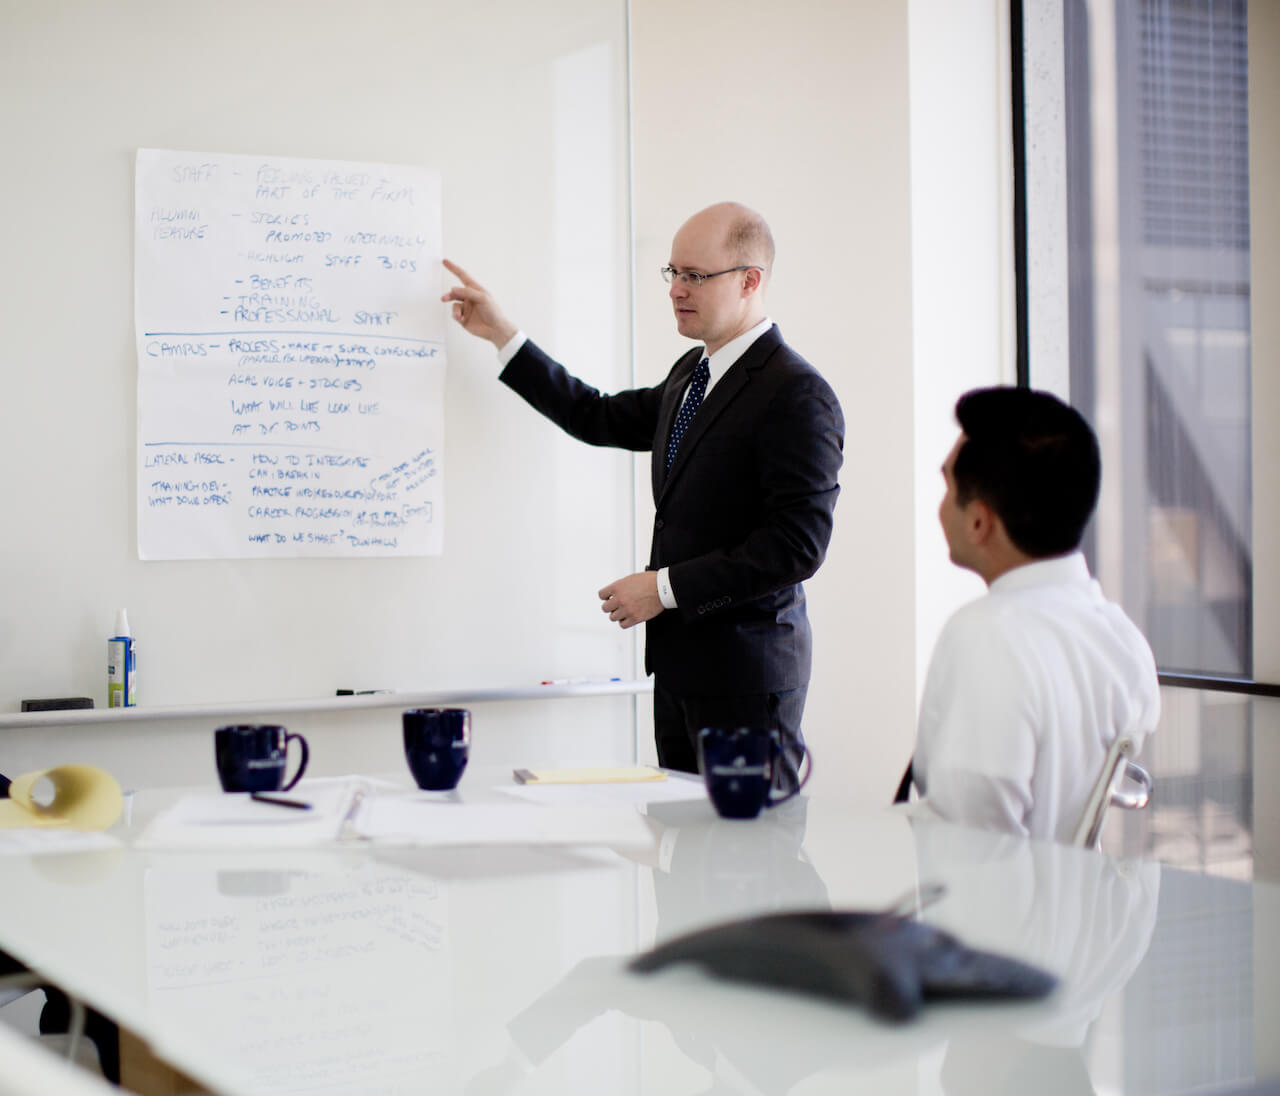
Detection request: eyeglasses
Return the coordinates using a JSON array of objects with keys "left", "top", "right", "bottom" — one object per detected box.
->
[{"left": 660, "top": 265, "right": 762, "bottom": 287}]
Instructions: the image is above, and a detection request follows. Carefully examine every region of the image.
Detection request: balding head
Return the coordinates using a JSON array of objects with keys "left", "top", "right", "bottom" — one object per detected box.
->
[
  {"left": 667, "top": 202, "right": 774, "bottom": 355},
  {"left": 682, "top": 202, "right": 775, "bottom": 274}
]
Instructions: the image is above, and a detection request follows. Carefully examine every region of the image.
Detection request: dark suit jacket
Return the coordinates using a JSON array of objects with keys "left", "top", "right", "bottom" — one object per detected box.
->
[{"left": 500, "top": 324, "right": 844, "bottom": 696}]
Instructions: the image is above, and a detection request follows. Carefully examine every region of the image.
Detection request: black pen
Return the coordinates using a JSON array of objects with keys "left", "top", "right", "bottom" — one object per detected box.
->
[{"left": 250, "top": 792, "right": 313, "bottom": 811}]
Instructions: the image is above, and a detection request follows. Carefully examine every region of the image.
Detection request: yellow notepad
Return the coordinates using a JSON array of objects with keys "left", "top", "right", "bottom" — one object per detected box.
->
[
  {"left": 513, "top": 766, "right": 667, "bottom": 785},
  {"left": 0, "top": 765, "right": 123, "bottom": 831}
]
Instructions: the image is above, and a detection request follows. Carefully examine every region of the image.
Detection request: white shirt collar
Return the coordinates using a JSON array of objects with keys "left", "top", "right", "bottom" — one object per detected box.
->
[
  {"left": 701, "top": 316, "right": 774, "bottom": 393},
  {"left": 988, "top": 550, "right": 1092, "bottom": 595}
]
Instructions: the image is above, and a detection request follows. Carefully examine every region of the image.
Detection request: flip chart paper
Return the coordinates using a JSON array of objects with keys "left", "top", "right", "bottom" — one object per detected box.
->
[{"left": 134, "top": 148, "right": 445, "bottom": 559}]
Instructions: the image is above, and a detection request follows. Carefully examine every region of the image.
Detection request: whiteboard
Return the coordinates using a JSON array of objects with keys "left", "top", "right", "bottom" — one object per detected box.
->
[{"left": 0, "top": 0, "right": 636, "bottom": 708}]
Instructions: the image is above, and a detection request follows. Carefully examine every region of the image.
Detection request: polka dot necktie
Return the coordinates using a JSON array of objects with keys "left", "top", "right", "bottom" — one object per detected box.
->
[{"left": 666, "top": 358, "right": 710, "bottom": 469}]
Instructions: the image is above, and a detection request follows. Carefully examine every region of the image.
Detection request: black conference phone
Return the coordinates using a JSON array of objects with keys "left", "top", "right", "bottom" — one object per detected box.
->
[{"left": 630, "top": 908, "right": 1058, "bottom": 1022}]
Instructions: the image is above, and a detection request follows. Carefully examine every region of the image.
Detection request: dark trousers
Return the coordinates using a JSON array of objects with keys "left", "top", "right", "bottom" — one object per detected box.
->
[{"left": 653, "top": 679, "right": 808, "bottom": 791}]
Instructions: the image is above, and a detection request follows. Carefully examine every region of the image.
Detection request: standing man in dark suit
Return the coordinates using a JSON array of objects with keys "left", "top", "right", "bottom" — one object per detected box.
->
[{"left": 441, "top": 202, "right": 844, "bottom": 780}]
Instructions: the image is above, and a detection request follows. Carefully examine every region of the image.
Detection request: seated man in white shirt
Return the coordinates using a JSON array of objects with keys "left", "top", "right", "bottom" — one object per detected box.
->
[{"left": 911, "top": 386, "right": 1160, "bottom": 843}]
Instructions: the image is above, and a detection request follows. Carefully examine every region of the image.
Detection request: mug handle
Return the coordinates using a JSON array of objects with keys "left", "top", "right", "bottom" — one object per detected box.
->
[
  {"left": 282, "top": 732, "right": 310, "bottom": 791},
  {"left": 767, "top": 733, "right": 812, "bottom": 807}
]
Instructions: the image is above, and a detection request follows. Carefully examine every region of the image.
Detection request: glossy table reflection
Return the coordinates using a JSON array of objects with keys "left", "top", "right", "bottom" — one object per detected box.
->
[{"left": 0, "top": 768, "right": 1275, "bottom": 1095}]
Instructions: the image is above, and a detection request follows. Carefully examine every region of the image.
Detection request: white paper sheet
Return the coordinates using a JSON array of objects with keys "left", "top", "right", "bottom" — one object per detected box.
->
[
  {"left": 134, "top": 148, "right": 445, "bottom": 560},
  {"left": 353, "top": 796, "right": 657, "bottom": 849},
  {"left": 0, "top": 831, "right": 122, "bottom": 855},
  {"left": 499, "top": 775, "right": 709, "bottom": 808},
  {"left": 135, "top": 780, "right": 365, "bottom": 849}
]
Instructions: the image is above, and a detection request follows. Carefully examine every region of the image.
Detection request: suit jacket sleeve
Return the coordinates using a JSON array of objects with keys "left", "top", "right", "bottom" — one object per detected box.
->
[{"left": 499, "top": 339, "right": 663, "bottom": 452}]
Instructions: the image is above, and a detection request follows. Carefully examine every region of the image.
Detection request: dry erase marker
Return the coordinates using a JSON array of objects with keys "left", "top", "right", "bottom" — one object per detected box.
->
[{"left": 540, "top": 677, "right": 623, "bottom": 685}]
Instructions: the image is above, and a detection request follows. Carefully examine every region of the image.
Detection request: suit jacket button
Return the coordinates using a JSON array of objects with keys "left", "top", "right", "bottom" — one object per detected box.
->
[{"left": 655, "top": 518, "right": 665, "bottom": 530}]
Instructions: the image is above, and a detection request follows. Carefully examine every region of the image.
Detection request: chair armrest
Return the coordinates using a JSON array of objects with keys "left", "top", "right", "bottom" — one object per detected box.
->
[{"left": 1111, "top": 761, "right": 1151, "bottom": 811}]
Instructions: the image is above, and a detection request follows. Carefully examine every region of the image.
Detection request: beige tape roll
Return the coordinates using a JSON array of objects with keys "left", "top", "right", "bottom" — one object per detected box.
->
[{"left": 0, "top": 765, "right": 124, "bottom": 831}]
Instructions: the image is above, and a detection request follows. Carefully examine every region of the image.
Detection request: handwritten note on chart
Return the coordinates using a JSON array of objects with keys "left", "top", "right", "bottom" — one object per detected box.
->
[{"left": 134, "top": 148, "right": 445, "bottom": 559}]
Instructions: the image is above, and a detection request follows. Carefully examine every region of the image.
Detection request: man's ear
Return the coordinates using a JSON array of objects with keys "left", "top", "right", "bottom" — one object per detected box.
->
[
  {"left": 964, "top": 498, "right": 998, "bottom": 547},
  {"left": 741, "top": 267, "right": 764, "bottom": 296}
]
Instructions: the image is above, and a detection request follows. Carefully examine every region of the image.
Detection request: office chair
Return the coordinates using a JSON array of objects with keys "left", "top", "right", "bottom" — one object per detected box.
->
[
  {"left": 0, "top": 970, "right": 120, "bottom": 1084},
  {"left": 1072, "top": 735, "right": 1152, "bottom": 849}
]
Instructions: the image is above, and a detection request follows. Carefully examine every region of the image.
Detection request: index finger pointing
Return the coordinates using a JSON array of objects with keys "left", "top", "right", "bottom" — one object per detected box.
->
[{"left": 442, "top": 258, "right": 481, "bottom": 289}]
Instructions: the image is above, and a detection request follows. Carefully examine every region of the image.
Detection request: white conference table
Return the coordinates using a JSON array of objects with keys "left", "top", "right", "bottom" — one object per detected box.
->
[{"left": 1, "top": 766, "right": 1276, "bottom": 1095}]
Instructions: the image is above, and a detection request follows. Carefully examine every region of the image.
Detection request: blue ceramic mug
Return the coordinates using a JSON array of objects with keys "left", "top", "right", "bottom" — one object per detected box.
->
[
  {"left": 215, "top": 724, "right": 309, "bottom": 793},
  {"left": 698, "top": 726, "right": 812, "bottom": 820},
  {"left": 403, "top": 708, "right": 471, "bottom": 790}
]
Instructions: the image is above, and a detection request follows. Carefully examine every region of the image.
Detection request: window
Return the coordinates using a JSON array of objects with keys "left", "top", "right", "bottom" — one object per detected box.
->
[
  {"left": 1062, "top": 0, "right": 1251, "bottom": 678},
  {"left": 1019, "top": 0, "right": 1265, "bottom": 879}
]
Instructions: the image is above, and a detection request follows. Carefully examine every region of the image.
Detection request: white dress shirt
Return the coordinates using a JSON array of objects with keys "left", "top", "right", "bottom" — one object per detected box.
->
[
  {"left": 911, "top": 552, "right": 1161, "bottom": 844},
  {"left": 498, "top": 319, "right": 775, "bottom": 611},
  {"left": 655, "top": 316, "right": 773, "bottom": 608}
]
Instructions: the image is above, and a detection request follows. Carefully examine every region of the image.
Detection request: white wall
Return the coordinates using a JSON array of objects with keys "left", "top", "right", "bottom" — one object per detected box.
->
[
  {"left": 630, "top": 0, "right": 1008, "bottom": 805},
  {"left": 630, "top": 0, "right": 1009, "bottom": 804},
  {"left": 909, "top": 0, "right": 1015, "bottom": 700}
]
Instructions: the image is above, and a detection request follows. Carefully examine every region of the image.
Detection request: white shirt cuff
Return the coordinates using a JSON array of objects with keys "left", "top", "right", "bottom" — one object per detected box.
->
[
  {"left": 497, "top": 330, "right": 528, "bottom": 367},
  {"left": 656, "top": 567, "right": 677, "bottom": 610}
]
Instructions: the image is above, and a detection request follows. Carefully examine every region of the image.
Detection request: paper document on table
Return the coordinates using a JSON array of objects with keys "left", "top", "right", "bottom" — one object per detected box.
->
[
  {"left": 135, "top": 779, "right": 365, "bottom": 849},
  {"left": 513, "top": 766, "right": 666, "bottom": 785},
  {"left": 500, "top": 775, "right": 708, "bottom": 808},
  {"left": 353, "top": 797, "right": 656, "bottom": 848},
  {"left": 0, "top": 830, "right": 122, "bottom": 855}
]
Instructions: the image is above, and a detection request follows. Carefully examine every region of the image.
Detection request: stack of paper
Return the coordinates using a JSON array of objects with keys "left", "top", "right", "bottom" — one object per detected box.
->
[
  {"left": 134, "top": 780, "right": 364, "bottom": 849},
  {"left": 501, "top": 776, "right": 709, "bottom": 809}
]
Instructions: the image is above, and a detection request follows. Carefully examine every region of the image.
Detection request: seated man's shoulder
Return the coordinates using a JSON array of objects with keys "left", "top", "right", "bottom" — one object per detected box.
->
[
  {"left": 928, "top": 596, "right": 1038, "bottom": 688},
  {"left": 941, "top": 577, "right": 1159, "bottom": 716},
  {"left": 941, "top": 588, "right": 1028, "bottom": 641}
]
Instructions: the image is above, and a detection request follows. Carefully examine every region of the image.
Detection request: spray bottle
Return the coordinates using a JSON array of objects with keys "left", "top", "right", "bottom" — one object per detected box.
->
[{"left": 107, "top": 609, "right": 136, "bottom": 708}]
